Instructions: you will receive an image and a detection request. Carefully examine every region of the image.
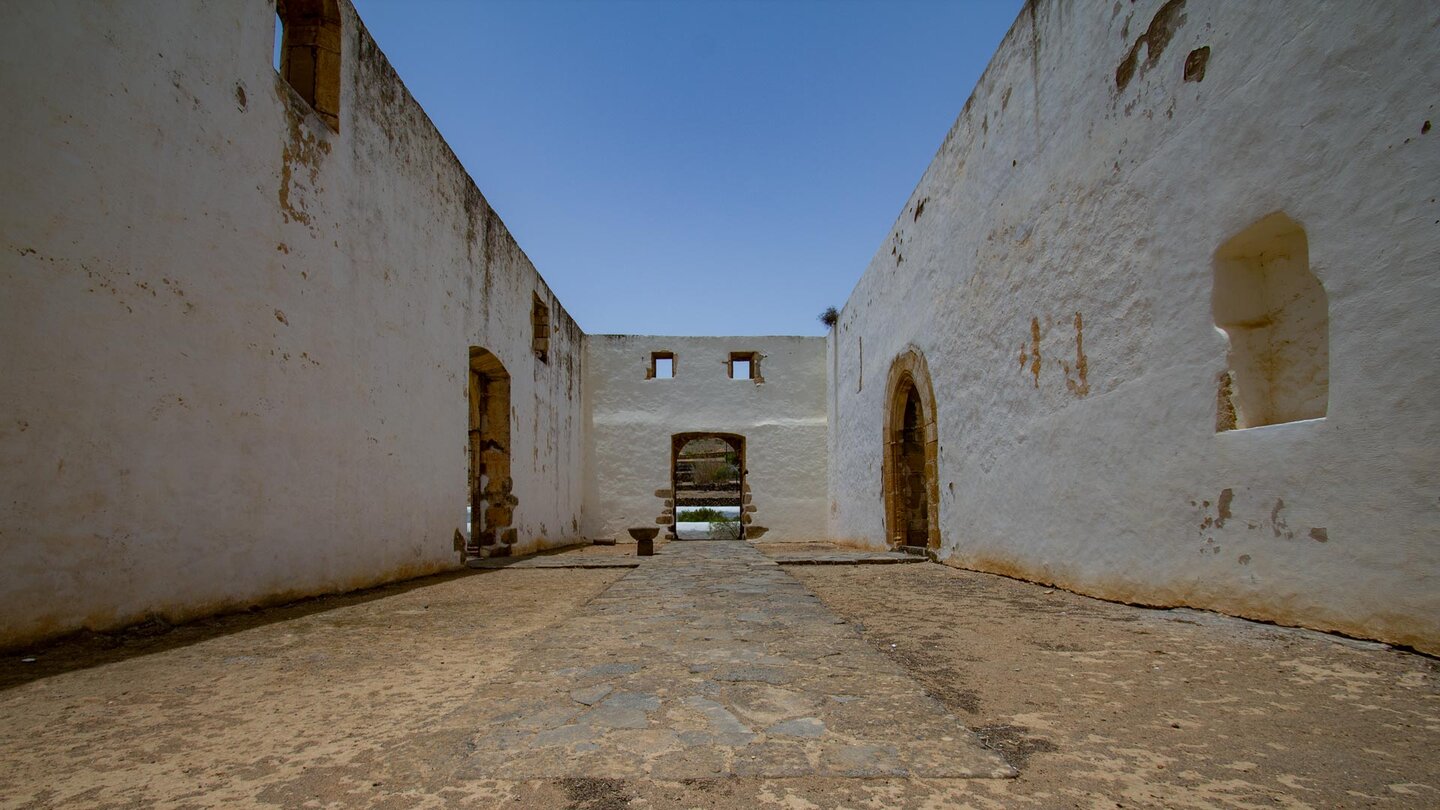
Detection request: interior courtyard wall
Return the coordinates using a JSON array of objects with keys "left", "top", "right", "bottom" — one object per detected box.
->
[
  {"left": 827, "top": 0, "right": 1440, "bottom": 652},
  {"left": 586, "top": 336, "right": 828, "bottom": 542},
  {"left": 0, "top": 0, "right": 586, "bottom": 647}
]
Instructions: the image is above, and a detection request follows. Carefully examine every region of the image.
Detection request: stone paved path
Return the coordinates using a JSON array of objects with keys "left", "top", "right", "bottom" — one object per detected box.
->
[
  {"left": 459, "top": 541, "right": 1013, "bottom": 780},
  {"left": 466, "top": 555, "right": 638, "bottom": 569}
]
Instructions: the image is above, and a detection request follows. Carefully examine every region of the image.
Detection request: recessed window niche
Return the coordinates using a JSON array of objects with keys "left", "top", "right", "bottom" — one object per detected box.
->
[{"left": 1212, "top": 212, "right": 1328, "bottom": 431}]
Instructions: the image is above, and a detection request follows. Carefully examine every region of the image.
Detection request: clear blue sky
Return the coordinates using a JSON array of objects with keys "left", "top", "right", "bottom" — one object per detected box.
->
[{"left": 348, "top": 0, "right": 1025, "bottom": 336}]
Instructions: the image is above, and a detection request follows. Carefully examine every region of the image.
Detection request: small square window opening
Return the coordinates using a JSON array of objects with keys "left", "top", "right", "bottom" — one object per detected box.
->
[
  {"left": 650, "top": 352, "right": 674, "bottom": 379},
  {"left": 728, "top": 352, "right": 761, "bottom": 381}
]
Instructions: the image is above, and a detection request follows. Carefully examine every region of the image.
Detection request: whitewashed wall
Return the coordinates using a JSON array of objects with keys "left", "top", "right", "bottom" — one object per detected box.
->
[
  {"left": 828, "top": 0, "right": 1440, "bottom": 653},
  {"left": 586, "top": 336, "right": 827, "bottom": 542},
  {"left": 0, "top": 0, "right": 585, "bottom": 647}
]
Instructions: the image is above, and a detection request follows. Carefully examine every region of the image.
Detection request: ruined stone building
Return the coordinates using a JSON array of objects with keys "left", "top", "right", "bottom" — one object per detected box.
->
[{"left": 2, "top": 0, "right": 1437, "bottom": 655}]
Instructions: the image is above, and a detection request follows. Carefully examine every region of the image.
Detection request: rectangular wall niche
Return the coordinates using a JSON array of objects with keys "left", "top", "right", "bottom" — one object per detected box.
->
[
  {"left": 729, "top": 352, "right": 761, "bottom": 381},
  {"left": 649, "top": 351, "right": 674, "bottom": 379},
  {"left": 531, "top": 294, "right": 550, "bottom": 364},
  {"left": 1212, "top": 212, "right": 1328, "bottom": 430}
]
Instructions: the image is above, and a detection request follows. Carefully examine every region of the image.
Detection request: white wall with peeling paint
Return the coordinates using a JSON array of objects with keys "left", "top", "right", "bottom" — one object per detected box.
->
[
  {"left": 827, "top": 0, "right": 1440, "bottom": 653},
  {"left": 0, "top": 0, "right": 586, "bottom": 647},
  {"left": 586, "top": 336, "right": 828, "bottom": 543}
]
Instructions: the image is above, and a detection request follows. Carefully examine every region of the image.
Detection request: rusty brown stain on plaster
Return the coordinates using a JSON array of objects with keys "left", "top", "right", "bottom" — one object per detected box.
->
[
  {"left": 1115, "top": 0, "right": 1187, "bottom": 92},
  {"left": 1215, "top": 370, "right": 1237, "bottom": 432},
  {"left": 234, "top": 83, "right": 247, "bottom": 110},
  {"left": 1237, "top": 554, "right": 1251, "bottom": 565},
  {"left": 1062, "top": 312, "right": 1090, "bottom": 397},
  {"left": 1026, "top": 317, "right": 1043, "bottom": 387},
  {"left": 278, "top": 94, "right": 332, "bottom": 228},
  {"left": 1215, "top": 487, "right": 1234, "bottom": 528},
  {"left": 913, "top": 197, "right": 929, "bottom": 222},
  {"left": 1270, "top": 498, "right": 1293, "bottom": 539},
  {"left": 274, "top": 309, "right": 288, "bottom": 325},
  {"left": 1183, "top": 46, "right": 1210, "bottom": 82},
  {"left": 1422, "top": 120, "right": 1431, "bottom": 135},
  {"left": 1309, "top": 527, "right": 1328, "bottom": 543}
]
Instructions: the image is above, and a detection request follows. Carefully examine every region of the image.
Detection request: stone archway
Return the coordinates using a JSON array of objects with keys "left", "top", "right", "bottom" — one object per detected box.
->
[
  {"left": 882, "top": 348, "right": 940, "bottom": 551},
  {"left": 671, "top": 433, "right": 746, "bottom": 540}
]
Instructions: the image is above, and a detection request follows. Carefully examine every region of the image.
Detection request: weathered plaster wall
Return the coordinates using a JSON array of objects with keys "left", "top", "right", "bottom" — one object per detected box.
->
[
  {"left": 828, "top": 0, "right": 1440, "bottom": 652},
  {"left": 0, "top": 0, "right": 585, "bottom": 647},
  {"left": 586, "top": 336, "right": 828, "bottom": 542}
]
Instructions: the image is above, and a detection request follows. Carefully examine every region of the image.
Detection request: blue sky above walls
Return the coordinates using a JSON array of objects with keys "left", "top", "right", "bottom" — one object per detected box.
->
[{"left": 350, "top": 0, "right": 1025, "bottom": 335}]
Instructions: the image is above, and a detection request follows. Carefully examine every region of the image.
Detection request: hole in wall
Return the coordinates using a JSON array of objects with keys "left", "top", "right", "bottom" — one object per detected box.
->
[
  {"left": 273, "top": 14, "right": 284, "bottom": 72},
  {"left": 729, "top": 351, "right": 761, "bottom": 381},
  {"left": 650, "top": 351, "right": 674, "bottom": 379}
]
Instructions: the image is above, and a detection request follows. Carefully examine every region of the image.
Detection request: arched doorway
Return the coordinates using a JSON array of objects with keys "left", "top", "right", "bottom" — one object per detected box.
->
[
  {"left": 883, "top": 349, "right": 939, "bottom": 551},
  {"left": 671, "top": 433, "right": 746, "bottom": 540},
  {"left": 467, "top": 347, "right": 514, "bottom": 558}
]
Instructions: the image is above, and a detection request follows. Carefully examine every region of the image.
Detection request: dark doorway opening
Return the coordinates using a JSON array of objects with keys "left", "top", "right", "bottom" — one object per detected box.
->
[
  {"left": 883, "top": 349, "right": 939, "bottom": 551},
  {"left": 671, "top": 433, "right": 745, "bottom": 540},
  {"left": 467, "top": 347, "right": 514, "bottom": 558},
  {"left": 897, "top": 384, "right": 929, "bottom": 547}
]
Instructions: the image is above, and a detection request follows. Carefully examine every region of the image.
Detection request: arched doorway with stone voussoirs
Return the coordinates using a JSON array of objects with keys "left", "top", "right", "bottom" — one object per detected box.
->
[
  {"left": 882, "top": 348, "right": 940, "bottom": 553},
  {"left": 671, "top": 433, "right": 746, "bottom": 540}
]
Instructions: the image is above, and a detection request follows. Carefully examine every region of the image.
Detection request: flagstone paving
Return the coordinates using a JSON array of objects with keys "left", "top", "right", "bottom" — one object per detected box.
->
[
  {"left": 458, "top": 541, "right": 1013, "bottom": 780},
  {"left": 2, "top": 544, "right": 1436, "bottom": 807},
  {"left": 763, "top": 550, "right": 923, "bottom": 566}
]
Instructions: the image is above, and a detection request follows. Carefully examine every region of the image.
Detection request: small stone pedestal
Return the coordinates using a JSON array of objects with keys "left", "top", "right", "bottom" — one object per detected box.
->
[{"left": 628, "top": 527, "right": 659, "bottom": 556}]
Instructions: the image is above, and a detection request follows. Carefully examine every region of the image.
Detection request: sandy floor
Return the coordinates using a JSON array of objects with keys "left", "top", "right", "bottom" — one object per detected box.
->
[
  {"left": 0, "top": 550, "right": 1436, "bottom": 809},
  {"left": 793, "top": 563, "right": 1440, "bottom": 808}
]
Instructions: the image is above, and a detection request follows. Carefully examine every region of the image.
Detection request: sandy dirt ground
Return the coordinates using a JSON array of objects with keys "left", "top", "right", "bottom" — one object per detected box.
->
[
  {"left": 0, "top": 547, "right": 1436, "bottom": 809},
  {"left": 792, "top": 563, "right": 1440, "bottom": 808}
]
